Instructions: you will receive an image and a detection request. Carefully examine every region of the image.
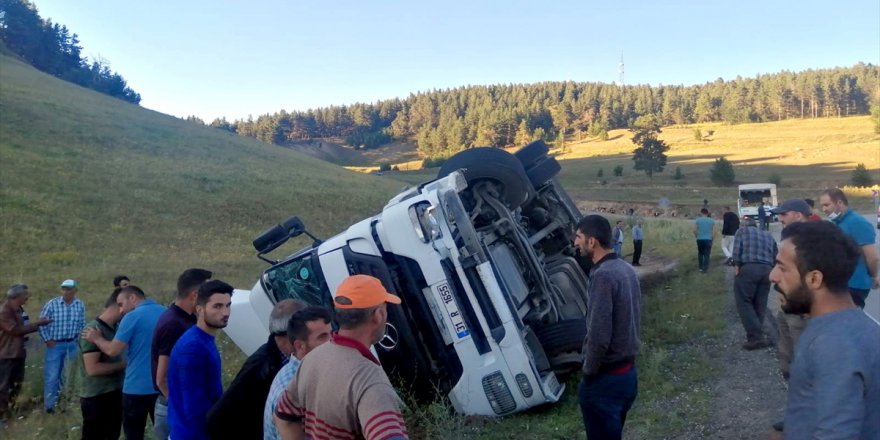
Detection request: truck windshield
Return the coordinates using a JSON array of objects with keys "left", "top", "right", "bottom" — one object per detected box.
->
[
  {"left": 263, "top": 251, "right": 331, "bottom": 308},
  {"left": 740, "top": 190, "right": 771, "bottom": 205}
]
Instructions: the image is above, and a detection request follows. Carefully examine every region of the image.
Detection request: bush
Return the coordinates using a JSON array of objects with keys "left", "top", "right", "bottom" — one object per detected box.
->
[
  {"left": 597, "top": 168, "right": 604, "bottom": 178},
  {"left": 851, "top": 163, "right": 874, "bottom": 187},
  {"left": 768, "top": 172, "right": 782, "bottom": 187},
  {"left": 709, "top": 156, "right": 736, "bottom": 186},
  {"left": 613, "top": 165, "right": 624, "bottom": 177},
  {"left": 599, "top": 129, "right": 609, "bottom": 141},
  {"left": 421, "top": 157, "right": 447, "bottom": 169},
  {"left": 673, "top": 166, "right": 684, "bottom": 180},
  {"left": 378, "top": 163, "right": 391, "bottom": 172},
  {"left": 391, "top": 165, "right": 399, "bottom": 171},
  {"left": 693, "top": 128, "right": 702, "bottom": 141}
]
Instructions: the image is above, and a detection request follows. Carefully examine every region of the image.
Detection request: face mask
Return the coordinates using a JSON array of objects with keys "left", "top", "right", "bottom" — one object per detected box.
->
[{"left": 828, "top": 211, "right": 840, "bottom": 220}]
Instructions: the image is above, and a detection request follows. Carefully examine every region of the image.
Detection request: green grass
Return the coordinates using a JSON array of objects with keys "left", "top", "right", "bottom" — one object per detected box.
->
[{"left": 0, "top": 52, "right": 403, "bottom": 437}]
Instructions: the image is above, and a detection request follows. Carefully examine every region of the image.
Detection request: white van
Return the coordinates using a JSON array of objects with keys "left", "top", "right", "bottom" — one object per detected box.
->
[{"left": 737, "top": 183, "right": 778, "bottom": 221}]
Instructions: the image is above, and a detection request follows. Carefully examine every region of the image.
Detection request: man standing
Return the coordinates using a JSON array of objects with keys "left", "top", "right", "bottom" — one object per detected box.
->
[
  {"left": 39, "top": 278, "right": 86, "bottom": 413},
  {"left": 207, "top": 299, "right": 304, "bottom": 440},
  {"left": 732, "top": 218, "right": 777, "bottom": 350},
  {"left": 573, "top": 215, "right": 641, "bottom": 440},
  {"left": 1, "top": 285, "right": 50, "bottom": 423},
  {"left": 263, "top": 306, "right": 332, "bottom": 440},
  {"left": 721, "top": 206, "right": 740, "bottom": 265},
  {"left": 274, "top": 275, "right": 408, "bottom": 440},
  {"left": 78, "top": 288, "right": 126, "bottom": 440},
  {"left": 770, "top": 221, "right": 879, "bottom": 439},
  {"left": 631, "top": 220, "right": 644, "bottom": 266},
  {"left": 83, "top": 285, "right": 166, "bottom": 440},
  {"left": 612, "top": 221, "right": 625, "bottom": 256},
  {"left": 819, "top": 188, "right": 880, "bottom": 308},
  {"left": 693, "top": 208, "right": 715, "bottom": 273},
  {"left": 804, "top": 198, "right": 822, "bottom": 222},
  {"left": 758, "top": 201, "right": 769, "bottom": 231},
  {"left": 151, "top": 268, "right": 212, "bottom": 440},
  {"left": 167, "top": 280, "right": 233, "bottom": 440}
]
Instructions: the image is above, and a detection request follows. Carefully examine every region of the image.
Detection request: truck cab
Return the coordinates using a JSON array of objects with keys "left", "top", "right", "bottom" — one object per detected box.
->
[{"left": 737, "top": 183, "right": 778, "bottom": 222}]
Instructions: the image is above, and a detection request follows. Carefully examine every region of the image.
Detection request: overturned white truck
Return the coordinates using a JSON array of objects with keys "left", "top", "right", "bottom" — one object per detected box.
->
[{"left": 223, "top": 141, "right": 591, "bottom": 416}]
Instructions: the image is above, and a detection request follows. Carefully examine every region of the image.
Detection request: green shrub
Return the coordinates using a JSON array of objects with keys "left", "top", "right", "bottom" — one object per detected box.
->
[
  {"left": 851, "top": 163, "right": 874, "bottom": 187},
  {"left": 709, "top": 156, "right": 736, "bottom": 186}
]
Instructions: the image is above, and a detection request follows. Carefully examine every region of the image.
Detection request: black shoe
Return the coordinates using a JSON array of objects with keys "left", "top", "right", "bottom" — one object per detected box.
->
[
  {"left": 742, "top": 340, "right": 771, "bottom": 350},
  {"left": 772, "top": 420, "right": 784, "bottom": 432},
  {"left": 632, "top": 263, "right": 641, "bottom": 266}
]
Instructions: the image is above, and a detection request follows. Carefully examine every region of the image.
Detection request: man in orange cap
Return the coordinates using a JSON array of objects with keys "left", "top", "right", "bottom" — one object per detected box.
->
[{"left": 274, "top": 274, "right": 408, "bottom": 440}]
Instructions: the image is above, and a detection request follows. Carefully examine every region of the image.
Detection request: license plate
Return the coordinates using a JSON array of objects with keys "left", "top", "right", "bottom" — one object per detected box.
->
[{"left": 436, "top": 282, "right": 469, "bottom": 339}]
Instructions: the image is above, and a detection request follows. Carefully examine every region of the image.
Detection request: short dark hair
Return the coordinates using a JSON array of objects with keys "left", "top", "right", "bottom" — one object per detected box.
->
[
  {"left": 197, "top": 280, "right": 233, "bottom": 306},
  {"left": 334, "top": 306, "right": 379, "bottom": 330},
  {"left": 287, "top": 306, "right": 332, "bottom": 342},
  {"left": 177, "top": 268, "right": 213, "bottom": 299},
  {"left": 121, "top": 285, "right": 146, "bottom": 298},
  {"left": 113, "top": 275, "right": 129, "bottom": 287},
  {"left": 780, "top": 222, "right": 860, "bottom": 293},
  {"left": 821, "top": 188, "right": 849, "bottom": 206},
  {"left": 105, "top": 287, "right": 124, "bottom": 308},
  {"left": 804, "top": 198, "right": 815, "bottom": 208},
  {"left": 576, "top": 215, "right": 612, "bottom": 249},
  {"left": 700, "top": 208, "right": 709, "bottom": 215}
]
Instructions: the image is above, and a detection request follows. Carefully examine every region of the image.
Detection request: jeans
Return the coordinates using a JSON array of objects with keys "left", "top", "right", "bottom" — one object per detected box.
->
[
  {"left": 153, "top": 396, "right": 169, "bottom": 440},
  {"left": 734, "top": 263, "right": 772, "bottom": 342},
  {"left": 0, "top": 357, "right": 25, "bottom": 419},
  {"left": 631, "top": 240, "right": 643, "bottom": 265},
  {"left": 696, "top": 239, "right": 712, "bottom": 271},
  {"left": 613, "top": 242, "right": 622, "bottom": 256},
  {"left": 579, "top": 367, "right": 638, "bottom": 440},
  {"left": 122, "top": 393, "right": 158, "bottom": 440},
  {"left": 81, "top": 389, "right": 123, "bottom": 440},
  {"left": 43, "top": 340, "right": 78, "bottom": 411}
]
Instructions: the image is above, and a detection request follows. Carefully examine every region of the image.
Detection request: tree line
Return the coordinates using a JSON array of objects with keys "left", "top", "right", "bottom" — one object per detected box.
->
[
  {"left": 0, "top": 0, "right": 141, "bottom": 104},
  {"left": 222, "top": 64, "right": 879, "bottom": 158}
]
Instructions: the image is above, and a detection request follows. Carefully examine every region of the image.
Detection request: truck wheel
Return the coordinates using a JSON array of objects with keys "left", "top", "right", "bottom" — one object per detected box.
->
[
  {"left": 525, "top": 157, "right": 561, "bottom": 188},
  {"left": 514, "top": 140, "right": 549, "bottom": 170},
  {"left": 438, "top": 147, "right": 531, "bottom": 210},
  {"left": 535, "top": 319, "right": 586, "bottom": 357}
]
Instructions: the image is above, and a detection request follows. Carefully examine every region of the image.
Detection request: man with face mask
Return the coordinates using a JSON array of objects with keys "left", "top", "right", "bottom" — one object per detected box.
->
[
  {"left": 573, "top": 215, "right": 641, "bottom": 440},
  {"left": 819, "top": 188, "right": 879, "bottom": 308},
  {"left": 274, "top": 275, "right": 408, "bottom": 440},
  {"left": 770, "top": 221, "right": 879, "bottom": 439}
]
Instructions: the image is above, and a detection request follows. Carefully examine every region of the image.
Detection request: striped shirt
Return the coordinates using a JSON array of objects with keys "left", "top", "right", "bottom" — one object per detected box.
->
[
  {"left": 38, "top": 297, "right": 86, "bottom": 342},
  {"left": 264, "top": 356, "right": 300, "bottom": 440},
  {"left": 732, "top": 225, "right": 778, "bottom": 266},
  {"left": 275, "top": 334, "right": 408, "bottom": 440}
]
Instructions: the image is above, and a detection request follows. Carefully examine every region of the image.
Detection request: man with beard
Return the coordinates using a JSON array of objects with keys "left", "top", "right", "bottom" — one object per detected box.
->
[
  {"left": 274, "top": 275, "right": 408, "bottom": 440},
  {"left": 573, "top": 215, "right": 641, "bottom": 440},
  {"left": 770, "top": 221, "right": 880, "bottom": 439},
  {"left": 167, "top": 280, "right": 233, "bottom": 440}
]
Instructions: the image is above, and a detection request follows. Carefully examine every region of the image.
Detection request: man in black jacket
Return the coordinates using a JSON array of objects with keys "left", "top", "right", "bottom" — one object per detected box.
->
[
  {"left": 205, "top": 299, "right": 304, "bottom": 440},
  {"left": 721, "top": 206, "right": 740, "bottom": 266}
]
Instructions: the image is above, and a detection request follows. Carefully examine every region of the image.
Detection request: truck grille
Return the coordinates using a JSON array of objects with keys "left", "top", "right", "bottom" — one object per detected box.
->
[{"left": 482, "top": 371, "right": 516, "bottom": 414}]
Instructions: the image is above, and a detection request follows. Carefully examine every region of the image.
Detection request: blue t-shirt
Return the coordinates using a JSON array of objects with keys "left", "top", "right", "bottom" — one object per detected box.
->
[
  {"left": 114, "top": 299, "right": 166, "bottom": 395},
  {"left": 168, "top": 325, "right": 222, "bottom": 440},
  {"left": 834, "top": 209, "right": 876, "bottom": 290},
  {"left": 695, "top": 217, "right": 715, "bottom": 241},
  {"left": 785, "top": 308, "right": 880, "bottom": 439}
]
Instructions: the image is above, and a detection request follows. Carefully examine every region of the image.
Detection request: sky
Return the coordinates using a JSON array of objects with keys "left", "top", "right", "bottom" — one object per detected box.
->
[{"left": 32, "top": 0, "right": 880, "bottom": 123}]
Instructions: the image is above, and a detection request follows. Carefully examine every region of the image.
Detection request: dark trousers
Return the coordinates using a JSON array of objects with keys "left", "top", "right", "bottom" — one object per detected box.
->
[
  {"left": 122, "top": 393, "right": 157, "bottom": 440},
  {"left": 696, "top": 239, "right": 712, "bottom": 271},
  {"left": 81, "top": 389, "right": 122, "bottom": 440},
  {"left": 579, "top": 368, "right": 638, "bottom": 440},
  {"left": 0, "top": 357, "right": 25, "bottom": 419},
  {"left": 850, "top": 288, "right": 869, "bottom": 309},
  {"left": 734, "top": 263, "right": 772, "bottom": 342},
  {"left": 631, "top": 240, "right": 643, "bottom": 265}
]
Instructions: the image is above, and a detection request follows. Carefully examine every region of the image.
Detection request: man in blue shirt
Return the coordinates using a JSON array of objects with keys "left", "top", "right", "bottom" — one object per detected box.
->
[
  {"left": 39, "top": 278, "right": 86, "bottom": 413},
  {"left": 819, "top": 188, "right": 879, "bottom": 308},
  {"left": 168, "top": 280, "right": 233, "bottom": 440},
  {"left": 693, "top": 208, "right": 716, "bottom": 273},
  {"left": 83, "top": 285, "right": 166, "bottom": 440},
  {"left": 770, "top": 221, "right": 879, "bottom": 439}
]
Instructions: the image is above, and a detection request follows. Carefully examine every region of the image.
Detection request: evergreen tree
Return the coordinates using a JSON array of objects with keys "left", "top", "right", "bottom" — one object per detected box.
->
[
  {"left": 851, "top": 163, "right": 873, "bottom": 187},
  {"left": 630, "top": 125, "right": 669, "bottom": 179},
  {"left": 710, "top": 157, "right": 736, "bottom": 186}
]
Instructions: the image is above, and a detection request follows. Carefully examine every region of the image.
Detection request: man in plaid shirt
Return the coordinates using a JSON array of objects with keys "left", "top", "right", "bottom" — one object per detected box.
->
[{"left": 39, "top": 279, "right": 86, "bottom": 413}]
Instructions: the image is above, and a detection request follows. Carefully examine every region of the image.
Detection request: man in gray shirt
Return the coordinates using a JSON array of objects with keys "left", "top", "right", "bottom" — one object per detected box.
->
[
  {"left": 574, "top": 215, "right": 641, "bottom": 440},
  {"left": 769, "top": 221, "right": 880, "bottom": 439}
]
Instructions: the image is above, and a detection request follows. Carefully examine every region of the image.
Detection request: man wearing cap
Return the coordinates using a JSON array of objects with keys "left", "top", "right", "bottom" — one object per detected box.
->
[
  {"left": 274, "top": 275, "right": 409, "bottom": 440},
  {"left": 771, "top": 199, "right": 812, "bottom": 228},
  {"left": 39, "top": 279, "right": 86, "bottom": 413},
  {"left": 1, "top": 284, "right": 51, "bottom": 423},
  {"left": 732, "top": 216, "right": 778, "bottom": 350}
]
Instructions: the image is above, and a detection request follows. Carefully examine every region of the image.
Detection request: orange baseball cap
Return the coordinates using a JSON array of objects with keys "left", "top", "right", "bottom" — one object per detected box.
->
[{"left": 333, "top": 275, "right": 401, "bottom": 309}]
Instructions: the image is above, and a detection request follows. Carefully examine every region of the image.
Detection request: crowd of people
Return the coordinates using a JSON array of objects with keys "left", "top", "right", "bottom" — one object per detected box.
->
[{"left": 0, "top": 187, "right": 878, "bottom": 440}]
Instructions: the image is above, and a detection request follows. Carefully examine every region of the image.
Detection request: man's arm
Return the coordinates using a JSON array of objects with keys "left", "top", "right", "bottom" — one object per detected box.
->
[
  {"left": 38, "top": 302, "right": 52, "bottom": 342},
  {"left": 274, "top": 387, "right": 306, "bottom": 440},
  {"left": 0, "top": 313, "right": 49, "bottom": 336},
  {"left": 862, "top": 243, "right": 879, "bottom": 287},
  {"left": 274, "top": 415, "right": 305, "bottom": 440},
  {"left": 582, "top": 273, "right": 614, "bottom": 376},
  {"left": 82, "top": 328, "right": 127, "bottom": 357},
  {"left": 156, "top": 355, "right": 170, "bottom": 398},
  {"left": 82, "top": 351, "right": 126, "bottom": 377},
  {"left": 809, "top": 335, "right": 868, "bottom": 437}
]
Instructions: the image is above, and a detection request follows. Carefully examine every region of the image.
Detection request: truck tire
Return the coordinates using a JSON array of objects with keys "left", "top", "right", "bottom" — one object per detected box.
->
[
  {"left": 514, "top": 140, "right": 549, "bottom": 169},
  {"left": 525, "top": 157, "right": 561, "bottom": 188},
  {"left": 535, "top": 319, "right": 586, "bottom": 357},
  {"left": 438, "top": 147, "right": 531, "bottom": 210}
]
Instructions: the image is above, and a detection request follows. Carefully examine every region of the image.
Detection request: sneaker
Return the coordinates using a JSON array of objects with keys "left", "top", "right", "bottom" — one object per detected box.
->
[
  {"left": 772, "top": 420, "right": 784, "bottom": 432},
  {"left": 742, "top": 340, "right": 771, "bottom": 350}
]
